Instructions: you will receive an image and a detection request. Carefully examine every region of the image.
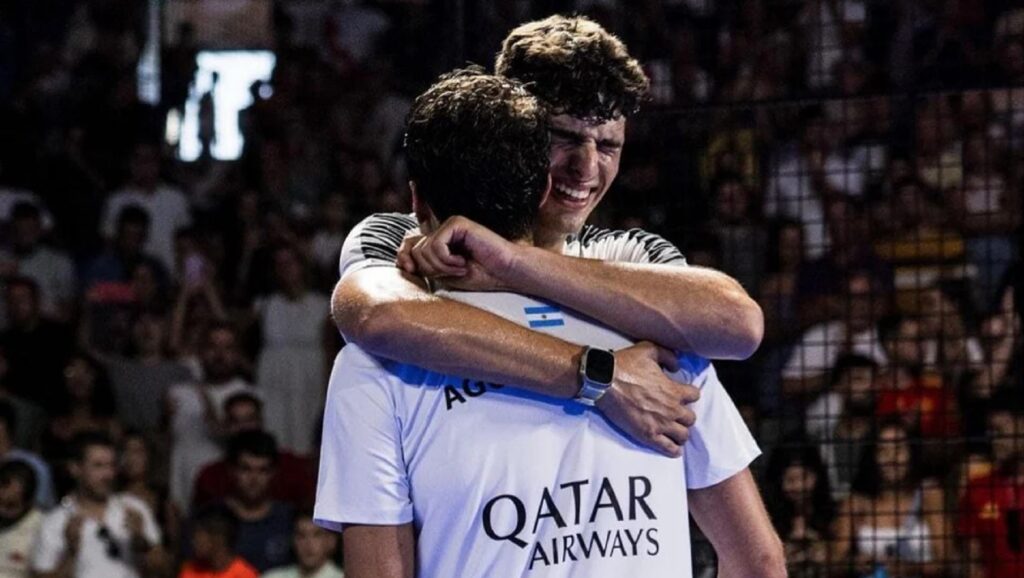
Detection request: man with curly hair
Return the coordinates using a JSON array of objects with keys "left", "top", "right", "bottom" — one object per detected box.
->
[
  {"left": 328, "top": 15, "right": 784, "bottom": 577},
  {"left": 316, "top": 67, "right": 777, "bottom": 578}
]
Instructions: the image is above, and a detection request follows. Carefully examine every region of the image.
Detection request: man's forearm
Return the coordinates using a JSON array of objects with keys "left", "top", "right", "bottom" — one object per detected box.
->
[
  {"left": 509, "top": 248, "right": 764, "bottom": 359},
  {"left": 688, "top": 469, "right": 787, "bottom": 578},
  {"left": 333, "top": 269, "right": 582, "bottom": 398}
]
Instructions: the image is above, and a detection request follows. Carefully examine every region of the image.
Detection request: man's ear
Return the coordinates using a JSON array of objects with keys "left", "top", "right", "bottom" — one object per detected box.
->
[{"left": 410, "top": 181, "right": 437, "bottom": 233}]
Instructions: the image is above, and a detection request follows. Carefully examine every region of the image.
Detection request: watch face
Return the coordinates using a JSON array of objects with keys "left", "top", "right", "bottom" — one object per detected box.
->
[{"left": 585, "top": 349, "right": 615, "bottom": 385}]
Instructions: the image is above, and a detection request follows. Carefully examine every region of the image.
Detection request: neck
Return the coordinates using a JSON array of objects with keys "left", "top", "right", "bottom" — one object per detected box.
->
[
  {"left": 226, "top": 497, "right": 272, "bottom": 521},
  {"left": 300, "top": 561, "right": 327, "bottom": 576},
  {"left": 533, "top": 229, "right": 566, "bottom": 253},
  {"left": 74, "top": 490, "right": 109, "bottom": 514},
  {"left": 208, "top": 549, "right": 235, "bottom": 571}
]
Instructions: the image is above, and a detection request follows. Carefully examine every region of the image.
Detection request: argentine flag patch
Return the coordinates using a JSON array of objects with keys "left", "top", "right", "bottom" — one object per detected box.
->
[{"left": 524, "top": 305, "right": 565, "bottom": 328}]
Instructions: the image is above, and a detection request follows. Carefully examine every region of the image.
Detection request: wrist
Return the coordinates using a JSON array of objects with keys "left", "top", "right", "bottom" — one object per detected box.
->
[{"left": 502, "top": 244, "right": 540, "bottom": 292}]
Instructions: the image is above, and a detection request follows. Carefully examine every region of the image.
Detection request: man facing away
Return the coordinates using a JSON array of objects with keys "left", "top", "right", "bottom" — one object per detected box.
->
[
  {"left": 315, "top": 69, "right": 784, "bottom": 578},
  {"left": 331, "top": 14, "right": 764, "bottom": 459}
]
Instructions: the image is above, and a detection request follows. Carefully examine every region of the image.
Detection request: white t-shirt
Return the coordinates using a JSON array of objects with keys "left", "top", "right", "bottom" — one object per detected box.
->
[
  {"left": 337, "top": 213, "right": 687, "bottom": 281},
  {"left": 781, "top": 320, "right": 889, "bottom": 380},
  {"left": 31, "top": 494, "right": 161, "bottom": 578},
  {"left": 314, "top": 290, "right": 759, "bottom": 578},
  {"left": 101, "top": 185, "right": 192, "bottom": 274},
  {"left": 0, "top": 508, "right": 43, "bottom": 578}
]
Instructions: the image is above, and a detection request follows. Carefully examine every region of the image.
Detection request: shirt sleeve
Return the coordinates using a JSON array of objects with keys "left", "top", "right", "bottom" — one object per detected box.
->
[
  {"left": 30, "top": 511, "right": 66, "bottom": 572},
  {"left": 338, "top": 213, "right": 419, "bottom": 280},
  {"left": 314, "top": 348, "right": 413, "bottom": 531},
  {"left": 679, "top": 357, "right": 761, "bottom": 489},
  {"left": 578, "top": 227, "right": 687, "bottom": 266}
]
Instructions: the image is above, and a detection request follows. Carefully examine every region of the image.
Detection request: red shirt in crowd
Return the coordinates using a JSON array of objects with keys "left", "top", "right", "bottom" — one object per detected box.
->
[
  {"left": 958, "top": 472, "right": 1024, "bottom": 578},
  {"left": 178, "top": 557, "right": 258, "bottom": 578},
  {"left": 876, "top": 373, "right": 960, "bottom": 437},
  {"left": 191, "top": 451, "right": 316, "bottom": 511}
]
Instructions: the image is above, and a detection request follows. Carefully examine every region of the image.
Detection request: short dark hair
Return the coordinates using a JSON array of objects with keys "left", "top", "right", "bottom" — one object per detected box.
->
[
  {"left": 496, "top": 15, "right": 649, "bottom": 121},
  {"left": 405, "top": 67, "right": 549, "bottom": 240},
  {"left": 193, "top": 504, "right": 240, "bottom": 547},
  {"left": 226, "top": 430, "right": 278, "bottom": 465},
  {"left": 0, "top": 459, "right": 37, "bottom": 504},
  {"left": 10, "top": 201, "right": 41, "bottom": 222},
  {"left": 223, "top": 391, "right": 263, "bottom": 416},
  {"left": 828, "top": 354, "right": 878, "bottom": 388},
  {"left": 116, "top": 205, "right": 150, "bottom": 229},
  {"left": 70, "top": 431, "right": 116, "bottom": 463}
]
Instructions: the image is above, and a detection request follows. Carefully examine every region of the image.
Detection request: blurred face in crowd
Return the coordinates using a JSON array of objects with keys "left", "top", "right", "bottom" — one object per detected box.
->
[
  {"left": 294, "top": 517, "right": 337, "bottom": 572},
  {"left": 11, "top": 214, "right": 42, "bottom": 250},
  {"left": 876, "top": 425, "right": 911, "bottom": 488},
  {"left": 201, "top": 328, "right": 239, "bottom": 384},
  {"left": 0, "top": 477, "right": 30, "bottom": 523},
  {"left": 776, "top": 224, "right": 803, "bottom": 270},
  {"left": 539, "top": 114, "right": 625, "bottom": 241},
  {"left": 232, "top": 453, "right": 273, "bottom": 506},
  {"left": 273, "top": 247, "right": 305, "bottom": 294},
  {"left": 715, "top": 180, "right": 751, "bottom": 223},
  {"left": 887, "top": 319, "right": 924, "bottom": 368},
  {"left": 132, "top": 312, "right": 167, "bottom": 357},
  {"left": 322, "top": 193, "right": 348, "bottom": 230},
  {"left": 846, "top": 273, "right": 883, "bottom": 332},
  {"left": 119, "top": 435, "right": 149, "bottom": 483},
  {"left": 191, "top": 526, "right": 221, "bottom": 563},
  {"left": 64, "top": 356, "right": 97, "bottom": 402},
  {"left": 839, "top": 365, "right": 875, "bottom": 409},
  {"left": 131, "top": 262, "right": 161, "bottom": 305},
  {"left": 74, "top": 444, "right": 117, "bottom": 501},
  {"left": 781, "top": 463, "right": 816, "bottom": 505},
  {"left": 116, "top": 220, "right": 148, "bottom": 256},
  {"left": 5, "top": 283, "right": 39, "bottom": 326},
  {"left": 130, "top": 144, "right": 161, "bottom": 189},
  {"left": 989, "top": 411, "right": 1024, "bottom": 465},
  {"left": 225, "top": 399, "right": 263, "bottom": 435}
]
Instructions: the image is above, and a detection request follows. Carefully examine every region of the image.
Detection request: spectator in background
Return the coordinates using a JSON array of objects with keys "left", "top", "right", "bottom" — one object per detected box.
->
[
  {"left": 31, "top": 432, "right": 165, "bottom": 578},
  {"left": 709, "top": 172, "right": 765, "bottom": 294},
  {"left": 0, "top": 347, "right": 46, "bottom": 452},
  {"left": 805, "top": 354, "right": 878, "bottom": 499},
  {"left": 81, "top": 206, "right": 168, "bottom": 356},
  {"left": 100, "top": 141, "right": 192, "bottom": 274},
  {"left": 166, "top": 323, "right": 252, "bottom": 511},
  {"left": 959, "top": 390, "right": 1024, "bottom": 578},
  {"left": 261, "top": 512, "right": 343, "bottom": 578},
  {"left": 962, "top": 286, "right": 1020, "bottom": 440},
  {"left": 117, "top": 431, "right": 179, "bottom": 552},
  {"left": 179, "top": 505, "right": 257, "bottom": 578},
  {"left": 202, "top": 431, "right": 293, "bottom": 573},
  {"left": 107, "top": 311, "right": 193, "bottom": 433},
  {"left": 0, "top": 202, "right": 76, "bottom": 323},
  {"left": 192, "top": 393, "right": 315, "bottom": 512},
  {"left": 0, "top": 277, "right": 73, "bottom": 413},
  {"left": 781, "top": 269, "right": 890, "bottom": 399},
  {"left": 0, "top": 401, "right": 55, "bottom": 510},
  {"left": 764, "top": 442, "right": 835, "bottom": 578},
  {"left": 42, "top": 352, "right": 120, "bottom": 498},
  {"left": 758, "top": 219, "right": 804, "bottom": 345},
  {"left": 169, "top": 272, "right": 230, "bottom": 379},
  {"left": 254, "top": 246, "right": 329, "bottom": 456},
  {"left": 309, "top": 193, "right": 349, "bottom": 291},
  {"left": 832, "top": 420, "right": 951, "bottom": 578},
  {"left": 0, "top": 460, "right": 43, "bottom": 578}
]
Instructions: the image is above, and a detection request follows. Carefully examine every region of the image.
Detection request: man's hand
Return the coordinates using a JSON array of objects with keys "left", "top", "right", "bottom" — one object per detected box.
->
[
  {"left": 64, "top": 514, "right": 84, "bottom": 553},
  {"left": 596, "top": 342, "right": 699, "bottom": 458},
  {"left": 397, "top": 216, "right": 518, "bottom": 291}
]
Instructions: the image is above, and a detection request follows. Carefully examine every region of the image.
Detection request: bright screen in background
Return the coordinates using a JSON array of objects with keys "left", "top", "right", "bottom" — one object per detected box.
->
[{"left": 176, "top": 51, "right": 276, "bottom": 161}]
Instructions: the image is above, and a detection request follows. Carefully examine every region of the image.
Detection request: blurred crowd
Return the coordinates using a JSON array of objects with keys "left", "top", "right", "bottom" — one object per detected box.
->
[{"left": 0, "top": 0, "right": 1021, "bottom": 577}]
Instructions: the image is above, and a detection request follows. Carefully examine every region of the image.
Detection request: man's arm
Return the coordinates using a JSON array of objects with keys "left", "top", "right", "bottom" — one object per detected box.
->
[
  {"left": 333, "top": 267, "right": 697, "bottom": 456},
  {"left": 343, "top": 524, "right": 416, "bottom": 578},
  {"left": 688, "top": 469, "right": 787, "bottom": 578},
  {"left": 401, "top": 216, "right": 763, "bottom": 360}
]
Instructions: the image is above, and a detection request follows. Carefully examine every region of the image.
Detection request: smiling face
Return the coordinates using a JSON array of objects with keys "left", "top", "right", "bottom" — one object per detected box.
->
[{"left": 539, "top": 114, "right": 625, "bottom": 243}]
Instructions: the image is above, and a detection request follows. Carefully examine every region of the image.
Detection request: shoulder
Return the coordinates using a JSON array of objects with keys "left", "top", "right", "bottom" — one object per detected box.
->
[
  {"left": 349, "top": 213, "right": 418, "bottom": 242},
  {"left": 576, "top": 225, "right": 685, "bottom": 265},
  {"left": 116, "top": 493, "right": 155, "bottom": 515}
]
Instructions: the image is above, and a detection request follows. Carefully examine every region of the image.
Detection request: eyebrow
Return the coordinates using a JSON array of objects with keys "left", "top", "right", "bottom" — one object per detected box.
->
[{"left": 548, "top": 127, "right": 623, "bottom": 148}]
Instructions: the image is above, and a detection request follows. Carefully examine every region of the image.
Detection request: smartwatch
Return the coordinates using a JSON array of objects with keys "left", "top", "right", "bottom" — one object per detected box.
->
[{"left": 575, "top": 347, "right": 615, "bottom": 406}]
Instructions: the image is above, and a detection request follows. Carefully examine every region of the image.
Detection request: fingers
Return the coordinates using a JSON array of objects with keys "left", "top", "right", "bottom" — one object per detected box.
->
[
  {"left": 410, "top": 236, "right": 467, "bottom": 278},
  {"left": 676, "top": 405, "right": 697, "bottom": 428},
  {"left": 652, "top": 434, "right": 682, "bottom": 458},
  {"left": 653, "top": 344, "right": 680, "bottom": 372}
]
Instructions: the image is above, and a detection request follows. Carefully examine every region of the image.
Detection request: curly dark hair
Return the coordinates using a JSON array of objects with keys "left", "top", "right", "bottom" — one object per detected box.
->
[
  {"left": 495, "top": 15, "right": 649, "bottom": 122},
  {"left": 405, "top": 67, "right": 549, "bottom": 240}
]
